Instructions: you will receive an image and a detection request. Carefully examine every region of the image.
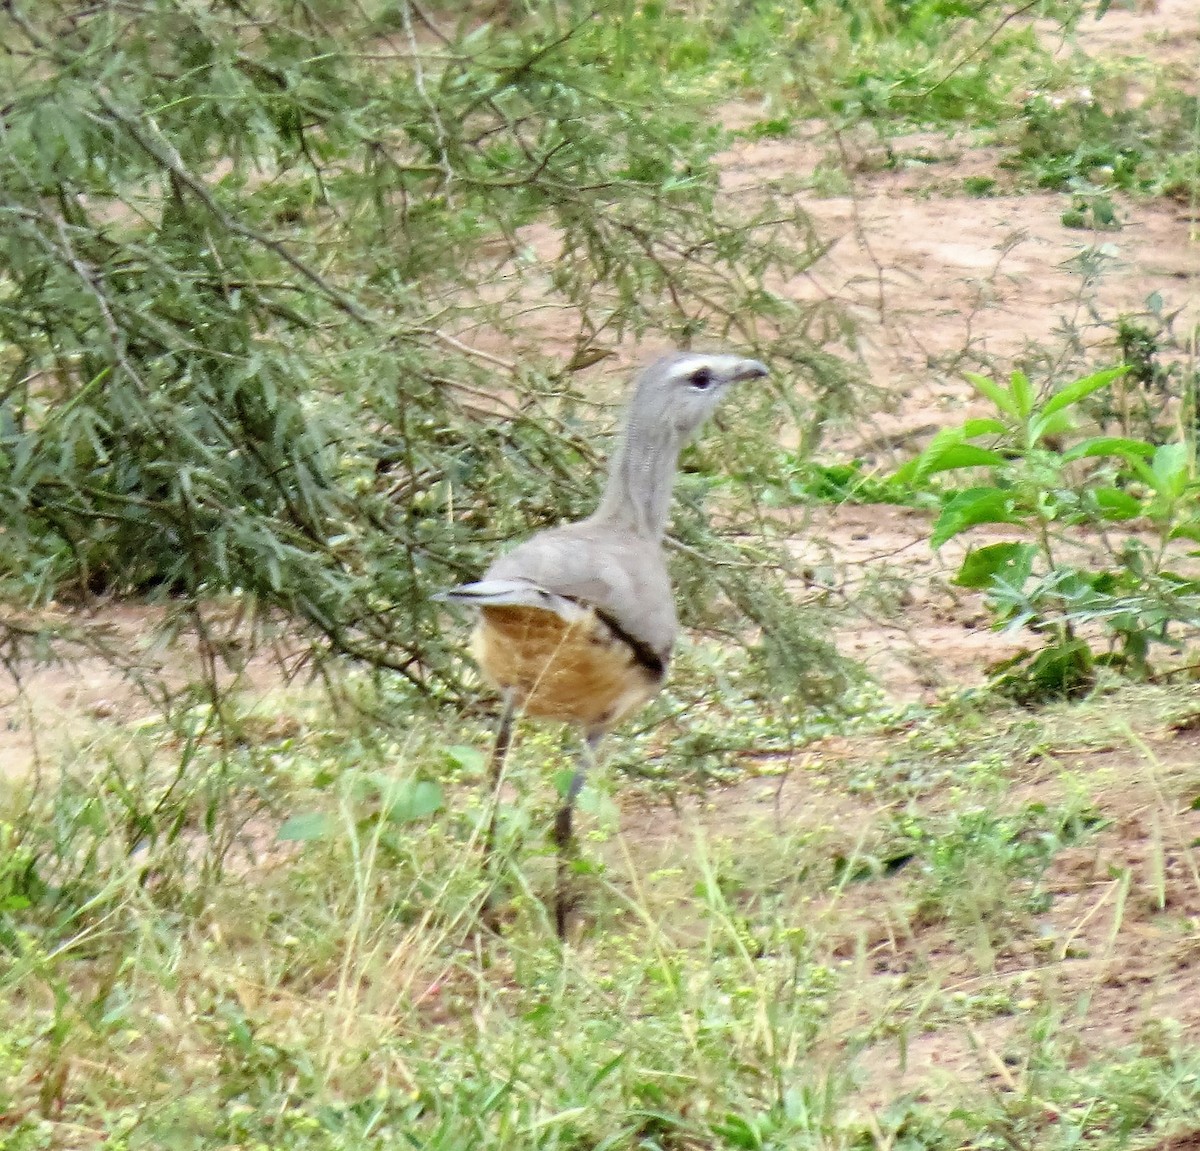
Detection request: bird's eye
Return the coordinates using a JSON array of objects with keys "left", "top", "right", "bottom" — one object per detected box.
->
[{"left": 689, "top": 368, "right": 714, "bottom": 391}]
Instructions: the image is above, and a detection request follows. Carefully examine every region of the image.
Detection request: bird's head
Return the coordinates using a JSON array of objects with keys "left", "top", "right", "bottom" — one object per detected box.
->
[{"left": 629, "top": 351, "right": 769, "bottom": 442}]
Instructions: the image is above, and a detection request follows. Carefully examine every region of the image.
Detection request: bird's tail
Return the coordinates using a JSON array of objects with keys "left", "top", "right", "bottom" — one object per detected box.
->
[{"left": 433, "top": 579, "right": 589, "bottom": 622}]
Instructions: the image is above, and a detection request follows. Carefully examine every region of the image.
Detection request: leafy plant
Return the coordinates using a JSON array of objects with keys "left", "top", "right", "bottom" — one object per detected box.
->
[
  {"left": 1009, "top": 83, "right": 1200, "bottom": 196},
  {"left": 0, "top": 0, "right": 858, "bottom": 710},
  {"left": 1098, "top": 293, "right": 1200, "bottom": 443},
  {"left": 894, "top": 364, "right": 1200, "bottom": 698},
  {"left": 900, "top": 802, "right": 1104, "bottom": 938}
]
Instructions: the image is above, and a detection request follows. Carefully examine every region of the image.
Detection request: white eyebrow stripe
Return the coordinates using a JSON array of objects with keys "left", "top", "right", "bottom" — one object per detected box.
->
[{"left": 664, "top": 354, "right": 716, "bottom": 379}]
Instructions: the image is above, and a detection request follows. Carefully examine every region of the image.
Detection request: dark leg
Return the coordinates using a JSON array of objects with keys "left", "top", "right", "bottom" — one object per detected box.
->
[
  {"left": 483, "top": 691, "right": 516, "bottom": 862},
  {"left": 480, "top": 693, "right": 516, "bottom": 930},
  {"left": 553, "top": 732, "right": 602, "bottom": 940}
]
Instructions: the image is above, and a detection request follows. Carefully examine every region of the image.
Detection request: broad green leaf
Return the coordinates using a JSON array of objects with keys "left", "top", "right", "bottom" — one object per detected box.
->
[
  {"left": 1151, "top": 442, "right": 1191, "bottom": 498},
  {"left": 964, "top": 372, "right": 1018, "bottom": 417},
  {"left": 1041, "top": 365, "right": 1129, "bottom": 417},
  {"left": 961, "top": 417, "right": 1008, "bottom": 438},
  {"left": 953, "top": 542, "right": 1036, "bottom": 589},
  {"left": 386, "top": 780, "right": 444, "bottom": 824},
  {"left": 916, "top": 444, "right": 1007, "bottom": 477},
  {"left": 553, "top": 768, "right": 577, "bottom": 800},
  {"left": 1029, "top": 409, "right": 1075, "bottom": 445},
  {"left": 925, "top": 425, "right": 968, "bottom": 452},
  {"left": 892, "top": 426, "right": 966, "bottom": 485},
  {"left": 1064, "top": 436, "right": 1156, "bottom": 463},
  {"left": 277, "top": 812, "right": 332, "bottom": 842},
  {"left": 1168, "top": 521, "right": 1200, "bottom": 542},
  {"left": 930, "top": 488, "right": 1021, "bottom": 548},
  {"left": 1091, "top": 487, "right": 1142, "bottom": 520},
  {"left": 1129, "top": 456, "right": 1159, "bottom": 489},
  {"left": 894, "top": 429, "right": 1003, "bottom": 485},
  {"left": 1008, "top": 369, "right": 1035, "bottom": 419}
]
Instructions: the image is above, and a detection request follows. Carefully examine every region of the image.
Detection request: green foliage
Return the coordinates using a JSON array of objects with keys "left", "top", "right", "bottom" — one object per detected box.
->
[
  {"left": 0, "top": 0, "right": 857, "bottom": 703},
  {"left": 900, "top": 801, "right": 1104, "bottom": 934},
  {"left": 1011, "top": 87, "right": 1200, "bottom": 194},
  {"left": 894, "top": 364, "right": 1200, "bottom": 697},
  {"left": 768, "top": 458, "right": 914, "bottom": 506}
]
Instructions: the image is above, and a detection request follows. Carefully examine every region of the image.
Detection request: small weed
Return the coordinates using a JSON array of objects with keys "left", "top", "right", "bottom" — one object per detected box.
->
[
  {"left": 1061, "top": 188, "right": 1121, "bottom": 230},
  {"left": 769, "top": 458, "right": 914, "bottom": 506},
  {"left": 964, "top": 174, "right": 998, "bottom": 197},
  {"left": 901, "top": 802, "right": 1104, "bottom": 939}
]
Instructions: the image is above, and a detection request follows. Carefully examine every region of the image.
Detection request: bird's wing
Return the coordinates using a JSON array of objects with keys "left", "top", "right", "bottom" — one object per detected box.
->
[{"left": 439, "top": 524, "right": 677, "bottom": 660}]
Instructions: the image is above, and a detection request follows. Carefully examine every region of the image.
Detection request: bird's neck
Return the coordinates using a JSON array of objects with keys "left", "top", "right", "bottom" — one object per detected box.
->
[{"left": 591, "top": 418, "right": 683, "bottom": 540}]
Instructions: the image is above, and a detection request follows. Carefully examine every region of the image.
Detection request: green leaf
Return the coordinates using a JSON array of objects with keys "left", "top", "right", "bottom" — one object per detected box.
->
[
  {"left": 898, "top": 427, "right": 1006, "bottom": 486},
  {"left": 1029, "top": 409, "right": 1078, "bottom": 445},
  {"left": 277, "top": 812, "right": 332, "bottom": 842},
  {"left": 931, "top": 488, "right": 1021, "bottom": 548},
  {"left": 917, "top": 444, "right": 1007, "bottom": 477},
  {"left": 386, "top": 780, "right": 444, "bottom": 824},
  {"left": 1041, "top": 365, "right": 1129, "bottom": 417},
  {"left": 993, "top": 639, "right": 1095, "bottom": 704},
  {"left": 1091, "top": 487, "right": 1142, "bottom": 520},
  {"left": 445, "top": 745, "right": 486, "bottom": 773},
  {"left": 1064, "top": 436, "right": 1156, "bottom": 463},
  {"left": 964, "top": 372, "right": 1018, "bottom": 418},
  {"left": 712, "top": 1114, "right": 766, "bottom": 1150},
  {"left": 953, "top": 542, "right": 1036, "bottom": 589},
  {"left": 961, "top": 417, "right": 1008, "bottom": 438},
  {"left": 1150, "top": 442, "right": 1191, "bottom": 498},
  {"left": 1008, "top": 370, "right": 1035, "bottom": 419},
  {"left": 553, "top": 768, "right": 578, "bottom": 801},
  {"left": 1168, "top": 520, "right": 1200, "bottom": 542}
]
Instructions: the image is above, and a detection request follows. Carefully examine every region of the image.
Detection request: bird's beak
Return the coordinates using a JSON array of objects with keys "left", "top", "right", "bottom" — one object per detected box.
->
[{"left": 730, "top": 359, "right": 769, "bottom": 383}]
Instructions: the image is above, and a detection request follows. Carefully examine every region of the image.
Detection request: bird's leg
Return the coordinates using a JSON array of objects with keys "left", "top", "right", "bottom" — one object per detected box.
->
[
  {"left": 554, "top": 731, "right": 602, "bottom": 940},
  {"left": 484, "top": 691, "right": 516, "bottom": 859},
  {"left": 480, "top": 692, "right": 516, "bottom": 928}
]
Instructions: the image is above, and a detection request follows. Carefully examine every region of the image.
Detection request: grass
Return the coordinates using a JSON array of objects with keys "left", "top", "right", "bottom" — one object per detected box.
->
[{"left": 4, "top": 673, "right": 1200, "bottom": 1149}]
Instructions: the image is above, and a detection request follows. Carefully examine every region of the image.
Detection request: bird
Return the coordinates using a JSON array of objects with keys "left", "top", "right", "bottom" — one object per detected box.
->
[{"left": 435, "top": 350, "right": 769, "bottom": 937}]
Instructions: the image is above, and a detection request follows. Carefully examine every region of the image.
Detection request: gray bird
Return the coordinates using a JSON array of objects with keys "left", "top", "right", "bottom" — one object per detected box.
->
[{"left": 436, "top": 351, "right": 769, "bottom": 937}]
